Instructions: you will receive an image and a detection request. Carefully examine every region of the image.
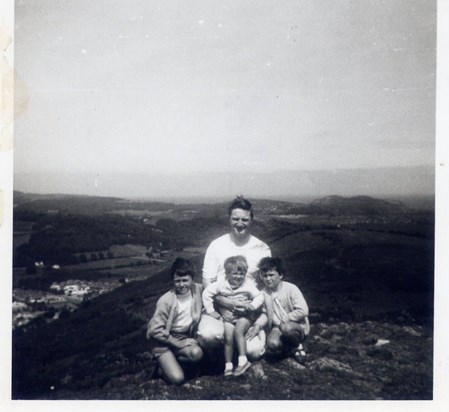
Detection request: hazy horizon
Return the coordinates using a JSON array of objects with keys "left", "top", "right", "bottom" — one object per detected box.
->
[
  {"left": 13, "top": 189, "right": 435, "bottom": 207},
  {"left": 14, "top": 164, "right": 434, "bottom": 202}
]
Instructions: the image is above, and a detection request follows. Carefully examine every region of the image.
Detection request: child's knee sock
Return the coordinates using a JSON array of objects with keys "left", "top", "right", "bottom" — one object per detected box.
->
[
  {"left": 238, "top": 356, "right": 248, "bottom": 366},
  {"left": 296, "top": 343, "right": 306, "bottom": 355},
  {"left": 225, "top": 362, "right": 233, "bottom": 371}
]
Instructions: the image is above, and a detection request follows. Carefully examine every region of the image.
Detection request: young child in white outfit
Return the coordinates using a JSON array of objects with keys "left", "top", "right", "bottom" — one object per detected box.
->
[{"left": 202, "top": 256, "right": 263, "bottom": 376}]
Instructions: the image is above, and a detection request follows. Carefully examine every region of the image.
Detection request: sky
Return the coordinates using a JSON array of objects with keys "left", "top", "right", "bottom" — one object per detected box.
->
[{"left": 13, "top": 0, "right": 436, "bottom": 197}]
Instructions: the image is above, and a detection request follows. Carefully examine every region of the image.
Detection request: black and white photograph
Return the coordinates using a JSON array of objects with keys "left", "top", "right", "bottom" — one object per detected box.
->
[{"left": 1, "top": 0, "right": 448, "bottom": 407}]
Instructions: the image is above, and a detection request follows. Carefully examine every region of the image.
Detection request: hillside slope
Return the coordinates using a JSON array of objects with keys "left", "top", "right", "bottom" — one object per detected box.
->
[{"left": 12, "top": 224, "right": 434, "bottom": 400}]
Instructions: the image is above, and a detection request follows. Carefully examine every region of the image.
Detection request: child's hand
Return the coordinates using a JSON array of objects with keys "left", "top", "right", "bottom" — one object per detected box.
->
[
  {"left": 245, "top": 304, "right": 256, "bottom": 314},
  {"left": 281, "top": 313, "right": 290, "bottom": 324},
  {"left": 234, "top": 303, "right": 256, "bottom": 315},
  {"left": 233, "top": 302, "right": 249, "bottom": 314},
  {"left": 208, "top": 311, "right": 222, "bottom": 320},
  {"left": 182, "top": 338, "right": 198, "bottom": 348},
  {"left": 245, "top": 324, "right": 261, "bottom": 340}
]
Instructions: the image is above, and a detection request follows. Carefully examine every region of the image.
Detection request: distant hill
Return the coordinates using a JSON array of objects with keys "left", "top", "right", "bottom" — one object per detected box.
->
[
  {"left": 309, "top": 196, "right": 408, "bottom": 216},
  {"left": 14, "top": 192, "right": 416, "bottom": 218},
  {"left": 14, "top": 165, "right": 434, "bottom": 199},
  {"left": 13, "top": 191, "right": 176, "bottom": 216}
]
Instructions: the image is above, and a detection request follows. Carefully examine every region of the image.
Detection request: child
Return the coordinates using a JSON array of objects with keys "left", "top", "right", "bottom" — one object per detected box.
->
[
  {"left": 146, "top": 258, "right": 203, "bottom": 385},
  {"left": 247, "top": 257, "right": 310, "bottom": 363},
  {"left": 202, "top": 255, "right": 264, "bottom": 377}
]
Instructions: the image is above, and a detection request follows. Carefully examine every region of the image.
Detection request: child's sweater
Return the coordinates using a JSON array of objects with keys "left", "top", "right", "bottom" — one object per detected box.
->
[
  {"left": 262, "top": 281, "right": 309, "bottom": 333},
  {"left": 147, "top": 283, "right": 203, "bottom": 345},
  {"left": 202, "top": 278, "right": 263, "bottom": 322}
]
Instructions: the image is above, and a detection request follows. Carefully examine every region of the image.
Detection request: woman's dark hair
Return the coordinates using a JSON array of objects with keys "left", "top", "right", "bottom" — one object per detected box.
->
[
  {"left": 228, "top": 195, "right": 254, "bottom": 219},
  {"left": 170, "top": 257, "right": 197, "bottom": 279},
  {"left": 258, "top": 257, "right": 285, "bottom": 275}
]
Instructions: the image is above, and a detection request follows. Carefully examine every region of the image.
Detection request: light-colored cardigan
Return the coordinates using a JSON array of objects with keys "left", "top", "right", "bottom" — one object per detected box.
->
[
  {"left": 255, "top": 281, "right": 310, "bottom": 334},
  {"left": 147, "top": 283, "right": 203, "bottom": 346}
]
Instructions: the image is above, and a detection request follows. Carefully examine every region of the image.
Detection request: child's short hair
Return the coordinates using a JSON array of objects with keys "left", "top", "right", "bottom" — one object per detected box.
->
[
  {"left": 228, "top": 196, "right": 254, "bottom": 220},
  {"left": 170, "top": 257, "right": 197, "bottom": 279},
  {"left": 258, "top": 257, "right": 285, "bottom": 275},
  {"left": 224, "top": 255, "right": 248, "bottom": 274}
]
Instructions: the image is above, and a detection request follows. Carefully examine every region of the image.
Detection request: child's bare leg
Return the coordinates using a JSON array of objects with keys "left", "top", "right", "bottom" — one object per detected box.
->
[
  {"left": 157, "top": 350, "right": 185, "bottom": 385},
  {"left": 234, "top": 318, "right": 251, "bottom": 357},
  {"left": 223, "top": 322, "right": 235, "bottom": 364},
  {"left": 279, "top": 321, "right": 306, "bottom": 348},
  {"left": 177, "top": 343, "right": 203, "bottom": 363},
  {"left": 232, "top": 318, "right": 253, "bottom": 376},
  {"left": 266, "top": 326, "right": 283, "bottom": 356}
]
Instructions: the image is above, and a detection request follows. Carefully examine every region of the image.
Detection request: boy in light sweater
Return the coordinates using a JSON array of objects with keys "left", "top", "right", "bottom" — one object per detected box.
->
[
  {"left": 246, "top": 257, "right": 310, "bottom": 363},
  {"left": 202, "top": 255, "right": 264, "bottom": 377}
]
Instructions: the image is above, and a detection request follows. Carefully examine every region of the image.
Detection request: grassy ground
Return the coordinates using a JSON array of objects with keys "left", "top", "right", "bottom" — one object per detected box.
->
[
  {"left": 34, "top": 320, "right": 433, "bottom": 400},
  {"left": 12, "top": 208, "right": 434, "bottom": 400}
]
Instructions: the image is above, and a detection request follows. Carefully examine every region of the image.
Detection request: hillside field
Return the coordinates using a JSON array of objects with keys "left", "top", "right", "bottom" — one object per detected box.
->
[{"left": 12, "top": 194, "right": 434, "bottom": 400}]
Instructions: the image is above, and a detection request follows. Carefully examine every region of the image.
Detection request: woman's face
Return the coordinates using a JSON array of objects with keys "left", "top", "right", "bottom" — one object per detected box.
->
[{"left": 229, "top": 208, "right": 252, "bottom": 240}]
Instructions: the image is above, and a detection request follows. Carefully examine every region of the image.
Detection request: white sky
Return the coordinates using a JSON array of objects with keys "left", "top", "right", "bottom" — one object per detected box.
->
[{"left": 14, "top": 0, "right": 436, "bottom": 178}]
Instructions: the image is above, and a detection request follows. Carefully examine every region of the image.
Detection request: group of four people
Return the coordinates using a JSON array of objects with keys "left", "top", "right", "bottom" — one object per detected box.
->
[{"left": 147, "top": 196, "right": 310, "bottom": 385}]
